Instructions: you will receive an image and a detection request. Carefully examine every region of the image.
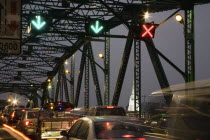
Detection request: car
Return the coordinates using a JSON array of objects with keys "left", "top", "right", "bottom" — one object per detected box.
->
[
  {"left": 149, "top": 79, "right": 210, "bottom": 140},
  {"left": 60, "top": 116, "right": 166, "bottom": 140},
  {"left": 85, "top": 106, "right": 126, "bottom": 116},
  {"left": 16, "top": 110, "right": 39, "bottom": 139},
  {"left": 6, "top": 108, "right": 30, "bottom": 126}
]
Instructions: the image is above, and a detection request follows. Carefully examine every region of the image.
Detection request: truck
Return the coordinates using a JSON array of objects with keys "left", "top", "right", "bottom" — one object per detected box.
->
[{"left": 36, "top": 102, "right": 76, "bottom": 140}]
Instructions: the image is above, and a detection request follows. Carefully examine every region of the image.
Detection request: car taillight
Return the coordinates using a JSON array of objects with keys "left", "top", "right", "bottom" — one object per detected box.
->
[
  {"left": 121, "top": 135, "right": 135, "bottom": 138},
  {"left": 11, "top": 112, "right": 15, "bottom": 118},
  {"left": 25, "top": 121, "right": 34, "bottom": 126},
  {"left": 106, "top": 106, "right": 114, "bottom": 108},
  {"left": 136, "top": 138, "right": 146, "bottom": 140}
]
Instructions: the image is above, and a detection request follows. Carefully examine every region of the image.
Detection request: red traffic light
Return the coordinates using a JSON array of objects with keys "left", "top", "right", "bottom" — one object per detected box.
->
[{"left": 141, "top": 23, "right": 156, "bottom": 38}]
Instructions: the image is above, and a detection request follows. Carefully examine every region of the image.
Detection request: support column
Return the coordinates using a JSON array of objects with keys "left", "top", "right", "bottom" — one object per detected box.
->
[
  {"left": 62, "top": 64, "right": 69, "bottom": 102},
  {"left": 134, "top": 39, "right": 141, "bottom": 118},
  {"left": 74, "top": 46, "right": 87, "bottom": 107},
  {"left": 104, "top": 31, "right": 110, "bottom": 105},
  {"left": 88, "top": 43, "right": 103, "bottom": 106},
  {"left": 84, "top": 47, "right": 89, "bottom": 109},
  {"left": 112, "top": 31, "right": 133, "bottom": 106},
  {"left": 184, "top": 9, "right": 195, "bottom": 82},
  {"left": 70, "top": 55, "right": 75, "bottom": 104}
]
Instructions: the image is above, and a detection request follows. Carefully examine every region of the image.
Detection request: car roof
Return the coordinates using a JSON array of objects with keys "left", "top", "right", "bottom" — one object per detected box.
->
[
  {"left": 25, "top": 110, "right": 39, "bottom": 113},
  {"left": 89, "top": 106, "right": 124, "bottom": 109},
  {"left": 79, "top": 116, "right": 140, "bottom": 123}
]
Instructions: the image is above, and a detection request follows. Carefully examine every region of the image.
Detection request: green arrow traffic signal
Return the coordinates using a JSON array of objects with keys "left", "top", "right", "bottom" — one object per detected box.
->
[
  {"left": 31, "top": 16, "right": 46, "bottom": 30},
  {"left": 90, "top": 20, "right": 104, "bottom": 34}
]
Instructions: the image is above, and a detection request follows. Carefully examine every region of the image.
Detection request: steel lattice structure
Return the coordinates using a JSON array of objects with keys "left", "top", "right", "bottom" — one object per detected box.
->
[{"left": 0, "top": 0, "right": 210, "bottom": 106}]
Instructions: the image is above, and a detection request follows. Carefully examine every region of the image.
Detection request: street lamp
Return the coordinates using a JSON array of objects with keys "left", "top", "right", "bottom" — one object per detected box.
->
[
  {"left": 175, "top": 14, "right": 184, "bottom": 24},
  {"left": 98, "top": 53, "right": 104, "bottom": 58},
  {"left": 144, "top": 11, "right": 150, "bottom": 19},
  {"left": 47, "top": 78, "right": 51, "bottom": 82},
  {"left": 65, "top": 70, "right": 70, "bottom": 73},
  {"left": 12, "top": 99, "right": 18, "bottom": 105}
]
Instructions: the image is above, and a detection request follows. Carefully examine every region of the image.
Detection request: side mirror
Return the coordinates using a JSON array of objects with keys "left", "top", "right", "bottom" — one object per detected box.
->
[{"left": 60, "top": 130, "right": 68, "bottom": 136}]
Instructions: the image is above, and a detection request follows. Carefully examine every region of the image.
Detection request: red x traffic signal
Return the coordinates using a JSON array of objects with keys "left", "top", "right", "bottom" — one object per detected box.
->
[{"left": 141, "top": 23, "right": 156, "bottom": 38}]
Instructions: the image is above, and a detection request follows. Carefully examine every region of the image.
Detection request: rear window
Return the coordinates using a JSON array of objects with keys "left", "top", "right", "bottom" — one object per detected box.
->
[
  {"left": 96, "top": 108, "right": 126, "bottom": 116},
  {"left": 27, "top": 112, "right": 38, "bottom": 119},
  {"left": 94, "top": 122, "right": 142, "bottom": 139}
]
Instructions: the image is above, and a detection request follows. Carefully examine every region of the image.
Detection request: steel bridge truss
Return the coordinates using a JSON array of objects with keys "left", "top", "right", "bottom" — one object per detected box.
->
[{"left": 0, "top": 0, "right": 209, "bottom": 109}]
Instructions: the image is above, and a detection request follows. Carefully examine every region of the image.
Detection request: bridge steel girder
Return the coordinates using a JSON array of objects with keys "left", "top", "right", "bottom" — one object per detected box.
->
[
  {"left": 41, "top": 88, "right": 50, "bottom": 106},
  {"left": 70, "top": 55, "right": 75, "bottom": 104},
  {"left": 74, "top": 46, "right": 88, "bottom": 107},
  {"left": 104, "top": 32, "right": 111, "bottom": 106},
  {"left": 47, "top": 38, "right": 90, "bottom": 80},
  {"left": 88, "top": 43, "right": 103, "bottom": 106},
  {"left": 184, "top": 9, "right": 195, "bottom": 82},
  {"left": 55, "top": 71, "right": 61, "bottom": 102},
  {"left": 62, "top": 65, "right": 70, "bottom": 102},
  {"left": 84, "top": 47, "right": 89, "bottom": 109},
  {"left": 134, "top": 39, "right": 141, "bottom": 117},
  {"left": 112, "top": 31, "right": 134, "bottom": 106},
  {"left": 143, "top": 38, "right": 172, "bottom": 105}
]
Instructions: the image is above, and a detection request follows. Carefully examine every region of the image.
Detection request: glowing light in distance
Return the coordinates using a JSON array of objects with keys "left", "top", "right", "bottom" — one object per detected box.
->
[
  {"left": 106, "top": 106, "right": 114, "bottom": 109},
  {"left": 175, "top": 14, "right": 183, "bottom": 22},
  {"left": 98, "top": 53, "right": 104, "bottom": 58},
  {"left": 144, "top": 12, "right": 150, "bottom": 19},
  {"left": 65, "top": 60, "right": 68, "bottom": 64},
  {"left": 13, "top": 99, "right": 18, "bottom": 105},
  {"left": 48, "top": 84, "right": 52, "bottom": 89},
  {"left": 65, "top": 70, "right": 70, "bottom": 73}
]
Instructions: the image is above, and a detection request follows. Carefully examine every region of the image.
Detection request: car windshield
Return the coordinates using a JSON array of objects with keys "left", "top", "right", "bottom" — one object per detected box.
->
[
  {"left": 94, "top": 121, "right": 143, "bottom": 139},
  {"left": 96, "top": 108, "right": 126, "bottom": 116},
  {"left": 27, "top": 112, "right": 38, "bottom": 119}
]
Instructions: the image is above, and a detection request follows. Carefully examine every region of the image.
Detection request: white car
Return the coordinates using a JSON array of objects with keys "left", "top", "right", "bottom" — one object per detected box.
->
[{"left": 60, "top": 116, "right": 165, "bottom": 140}]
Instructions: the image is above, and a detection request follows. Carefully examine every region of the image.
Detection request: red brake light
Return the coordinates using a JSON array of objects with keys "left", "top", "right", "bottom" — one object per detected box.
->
[
  {"left": 25, "top": 121, "right": 29, "bottom": 126},
  {"left": 11, "top": 112, "right": 15, "bottom": 118},
  {"left": 106, "top": 106, "right": 114, "bottom": 109},
  {"left": 121, "top": 135, "right": 135, "bottom": 138},
  {"left": 25, "top": 121, "right": 33, "bottom": 126},
  {"left": 22, "top": 109, "right": 26, "bottom": 112},
  {"left": 136, "top": 138, "right": 146, "bottom": 140}
]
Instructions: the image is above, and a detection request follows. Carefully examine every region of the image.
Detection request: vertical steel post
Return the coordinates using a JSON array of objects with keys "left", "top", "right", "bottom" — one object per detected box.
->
[
  {"left": 74, "top": 46, "right": 87, "bottom": 107},
  {"left": 70, "top": 55, "right": 75, "bottom": 104},
  {"left": 134, "top": 39, "right": 141, "bottom": 118},
  {"left": 60, "top": 67, "right": 64, "bottom": 102},
  {"left": 88, "top": 43, "right": 103, "bottom": 106},
  {"left": 55, "top": 72, "right": 61, "bottom": 102},
  {"left": 104, "top": 31, "right": 110, "bottom": 105},
  {"left": 184, "top": 9, "right": 195, "bottom": 82},
  {"left": 51, "top": 78, "right": 55, "bottom": 102},
  {"left": 63, "top": 64, "right": 70, "bottom": 102},
  {"left": 84, "top": 47, "right": 89, "bottom": 109}
]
